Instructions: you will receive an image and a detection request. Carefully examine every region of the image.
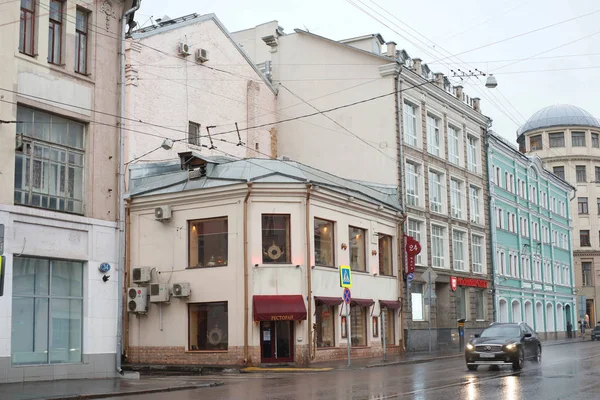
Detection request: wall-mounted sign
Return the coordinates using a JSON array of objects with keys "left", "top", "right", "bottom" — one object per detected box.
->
[
  {"left": 450, "top": 276, "right": 458, "bottom": 291},
  {"left": 404, "top": 235, "right": 421, "bottom": 274},
  {"left": 99, "top": 262, "right": 111, "bottom": 273},
  {"left": 456, "top": 277, "right": 488, "bottom": 289}
]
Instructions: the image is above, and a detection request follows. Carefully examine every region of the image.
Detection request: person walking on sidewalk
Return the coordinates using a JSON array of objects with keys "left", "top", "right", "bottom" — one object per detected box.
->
[{"left": 567, "top": 321, "right": 572, "bottom": 338}]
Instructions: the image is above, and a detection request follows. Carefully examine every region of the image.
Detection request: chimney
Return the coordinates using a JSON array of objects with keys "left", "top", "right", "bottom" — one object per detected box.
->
[
  {"left": 412, "top": 58, "right": 422, "bottom": 75},
  {"left": 386, "top": 41, "right": 397, "bottom": 58},
  {"left": 455, "top": 85, "right": 463, "bottom": 101},
  {"left": 473, "top": 97, "right": 481, "bottom": 112},
  {"left": 434, "top": 72, "right": 444, "bottom": 88}
]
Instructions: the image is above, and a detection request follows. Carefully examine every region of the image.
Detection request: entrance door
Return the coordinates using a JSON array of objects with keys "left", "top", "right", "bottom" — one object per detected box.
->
[{"left": 260, "top": 321, "right": 294, "bottom": 363}]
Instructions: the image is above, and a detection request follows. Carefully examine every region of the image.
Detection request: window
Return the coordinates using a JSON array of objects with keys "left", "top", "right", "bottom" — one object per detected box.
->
[
  {"left": 15, "top": 107, "right": 85, "bottom": 213},
  {"left": 544, "top": 262, "right": 552, "bottom": 283},
  {"left": 597, "top": 198, "right": 600, "bottom": 215},
  {"left": 520, "top": 180, "right": 526, "bottom": 197},
  {"left": 188, "top": 302, "right": 228, "bottom": 351},
  {"left": 406, "top": 162, "right": 420, "bottom": 207},
  {"left": 349, "top": 226, "right": 366, "bottom": 272},
  {"left": 595, "top": 166, "right": 600, "bottom": 183},
  {"left": 498, "top": 250, "right": 506, "bottom": 276},
  {"left": 469, "top": 186, "right": 481, "bottom": 224},
  {"left": 553, "top": 230, "right": 558, "bottom": 246},
  {"left": 475, "top": 289, "right": 485, "bottom": 320},
  {"left": 495, "top": 207, "right": 503, "bottom": 229},
  {"left": 19, "top": 0, "right": 35, "bottom": 56},
  {"left": 188, "top": 122, "right": 200, "bottom": 146},
  {"left": 531, "top": 221, "right": 539, "bottom": 241},
  {"left": 582, "top": 262, "right": 592, "bottom": 287},
  {"left": 467, "top": 135, "right": 478, "bottom": 172},
  {"left": 427, "top": 115, "right": 441, "bottom": 157},
  {"left": 580, "top": 230, "right": 591, "bottom": 247},
  {"left": 383, "top": 311, "right": 395, "bottom": 346},
  {"left": 48, "top": 0, "right": 63, "bottom": 64},
  {"left": 431, "top": 224, "right": 446, "bottom": 268},
  {"left": 548, "top": 132, "right": 564, "bottom": 148},
  {"left": 411, "top": 282, "right": 427, "bottom": 321},
  {"left": 450, "top": 179, "right": 463, "bottom": 219},
  {"left": 522, "top": 256, "right": 531, "bottom": 280},
  {"left": 189, "top": 217, "right": 228, "bottom": 268},
  {"left": 572, "top": 131, "right": 586, "bottom": 147},
  {"left": 554, "top": 263, "right": 561, "bottom": 285},
  {"left": 576, "top": 165, "right": 587, "bottom": 183},
  {"left": 456, "top": 287, "right": 467, "bottom": 320},
  {"left": 448, "top": 125, "right": 460, "bottom": 165},
  {"left": 452, "top": 230, "right": 465, "bottom": 271},
  {"left": 529, "top": 185, "right": 537, "bottom": 204},
  {"left": 403, "top": 102, "right": 418, "bottom": 146},
  {"left": 429, "top": 170, "right": 443, "bottom": 213},
  {"left": 593, "top": 133, "right": 599, "bottom": 148},
  {"left": 262, "top": 215, "right": 291, "bottom": 264},
  {"left": 472, "top": 235, "right": 483, "bottom": 273},
  {"left": 11, "top": 257, "right": 83, "bottom": 365},
  {"left": 507, "top": 174, "right": 514, "bottom": 193},
  {"left": 534, "top": 258, "right": 541, "bottom": 281},
  {"left": 350, "top": 305, "right": 367, "bottom": 346},
  {"left": 314, "top": 218, "right": 334, "bottom": 267},
  {"left": 563, "top": 265, "right": 570, "bottom": 285},
  {"left": 75, "top": 8, "right": 89, "bottom": 74},
  {"left": 530, "top": 135, "right": 542, "bottom": 150},
  {"left": 316, "top": 302, "right": 335, "bottom": 348},
  {"left": 510, "top": 253, "right": 518, "bottom": 276},
  {"left": 408, "top": 219, "right": 424, "bottom": 265},
  {"left": 378, "top": 235, "right": 393, "bottom": 276},
  {"left": 578, "top": 197, "right": 589, "bottom": 214},
  {"left": 494, "top": 166, "right": 501, "bottom": 186},
  {"left": 553, "top": 166, "right": 565, "bottom": 180}
]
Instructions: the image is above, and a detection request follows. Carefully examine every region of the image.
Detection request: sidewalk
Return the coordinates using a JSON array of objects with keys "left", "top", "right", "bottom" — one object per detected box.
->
[{"left": 0, "top": 376, "right": 223, "bottom": 400}]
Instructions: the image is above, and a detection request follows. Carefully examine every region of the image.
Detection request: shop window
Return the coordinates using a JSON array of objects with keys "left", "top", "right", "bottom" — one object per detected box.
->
[
  {"left": 383, "top": 311, "right": 395, "bottom": 345},
  {"left": 350, "top": 305, "right": 367, "bottom": 346},
  {"left": 349, "top": 226, "right": 366, "bottom": 272},
  {"left": 411, "top": 282, "right": 427, "bottom": 321},
  {"left": 456, "top": 287, "right": 467, "bottom": 320},
  {"left": 314, "top": 218, "right": 334, "bottom": 267},
  {"left": 475, "top": 289, "right": 485, "bottom": 320},
  {"left": 262, "top": 215, "right": 291, "bottom": 264},
  {"left": 188, "top": 302, "right": 228, "bottom": 351},
  {"left": 378, "top": 234, "right": 393, "bottom": 276},
  {"left": 316, "top": 303, "right": 335, "bottom": 348},
  {"left": 188, "top": 217, "right": 228, "bottom": 268}
]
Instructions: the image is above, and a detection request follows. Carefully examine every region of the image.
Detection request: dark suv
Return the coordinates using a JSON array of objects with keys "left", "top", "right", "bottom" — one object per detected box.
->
[
  {"left": 591, "top": 325, "right": 600, "bottom": 340},
  {"left": 465, "top": 322, "right": 541, "bottom": 371}
]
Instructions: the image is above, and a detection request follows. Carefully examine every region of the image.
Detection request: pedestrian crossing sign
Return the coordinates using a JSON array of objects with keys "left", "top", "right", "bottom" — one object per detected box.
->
[{"left": 339, "top": 265, "right": 352, "bottom": 288}]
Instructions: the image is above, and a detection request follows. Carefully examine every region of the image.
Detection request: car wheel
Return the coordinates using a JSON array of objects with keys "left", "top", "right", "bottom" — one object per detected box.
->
[
  {"left": 467, "top": 364, "right": 478, "bottom": 371},
  {"left": 512, "top": 348, "right": 524, "bottom": 370},
  {"left": 533, "top": 346, "right": 541, "bottom": 363}
]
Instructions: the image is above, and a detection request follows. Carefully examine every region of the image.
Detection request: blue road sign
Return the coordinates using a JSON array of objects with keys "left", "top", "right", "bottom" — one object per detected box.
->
[
  {"left": 340, "top": 265, "right": 352, "bottom": 288},
  {"left": 407, "top": 272, "right": 414, "bottom": 281},
  {"left": 343, "top": 288, "right": 351, "bottom": 304}
]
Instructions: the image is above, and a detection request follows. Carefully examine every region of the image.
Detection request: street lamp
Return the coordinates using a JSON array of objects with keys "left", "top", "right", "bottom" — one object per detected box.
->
[{"left": 485, "top": 74, "right": 498, "bottom": 89}]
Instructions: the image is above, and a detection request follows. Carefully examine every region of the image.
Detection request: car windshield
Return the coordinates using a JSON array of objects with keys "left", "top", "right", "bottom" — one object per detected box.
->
[{"left": 480, "top": 326, "right": 521, "bottom": 338}]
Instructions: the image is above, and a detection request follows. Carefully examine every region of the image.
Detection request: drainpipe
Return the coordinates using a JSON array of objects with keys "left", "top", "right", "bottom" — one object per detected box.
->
[
  {"left": 123, "top": 198, "right": 131, "bottom": 362},
  {"left": 117, "top": 0, "right": 141, "bottom": 374},
  {"left": 485, "top": 131, "right": 498, "bottom": 322},
  {"left": 306, "top": 184, "right": 314, "bottom": 361},
  {"left": 243, "top": 183, "right": 253, "bottom": 363}
]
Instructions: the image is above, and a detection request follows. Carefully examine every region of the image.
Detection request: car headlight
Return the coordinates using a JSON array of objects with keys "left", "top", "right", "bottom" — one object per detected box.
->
[
  {"left": 466, "top": 343, "right": 474, "bottom": 351},
  {"left": 505, "top": 343, "right": 517, "bottom": 350}
]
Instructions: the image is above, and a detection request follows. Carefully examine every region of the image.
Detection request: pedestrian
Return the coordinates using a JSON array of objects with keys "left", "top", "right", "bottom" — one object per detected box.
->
[
  {"left": 567, "top": 321, "right": 572, "bottom": 338},
  {"left": 585, "top": 314, "right": 590, "bottom": 329}
]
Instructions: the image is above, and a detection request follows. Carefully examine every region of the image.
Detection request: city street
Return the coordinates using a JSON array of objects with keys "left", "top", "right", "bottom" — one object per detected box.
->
[{"left": 98, "top": 340, "right": 600, "bottom": 400}]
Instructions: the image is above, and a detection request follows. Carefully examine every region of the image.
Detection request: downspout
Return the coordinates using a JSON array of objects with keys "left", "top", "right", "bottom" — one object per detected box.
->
[
  {"left": 306, "top": 184, "right": 314, "bottom": 361},
  {"left": 117, "top": 0, "right": 141, "bottom": 374},
  {"left": 243, "top": 183, "right": 253, "bottom": 363},
  {"left": 485, "top": 130, "right": 497, "bottom": 322},
  {"left": 123, "top": 198, "right": 132, "bottom": 362}
]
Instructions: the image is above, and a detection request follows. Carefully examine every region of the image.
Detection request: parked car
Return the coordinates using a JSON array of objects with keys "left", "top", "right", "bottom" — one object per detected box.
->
[
  {"left": 591, "top": 326, "right": 600, "bottom": 340},
  {"left": 465, "top": 322, "right": 542, "bottom": 371}
]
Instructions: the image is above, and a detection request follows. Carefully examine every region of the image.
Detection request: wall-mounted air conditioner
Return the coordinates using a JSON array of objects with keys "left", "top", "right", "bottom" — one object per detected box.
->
[
  {"left": 179, "top": 42, "right": 191, "bottom": 56},
  {"left": 195, "top": 48, "right": 209, "bottom": 63},
  {"left": 150, "top": 283, "right": 170, "bottom": 303},
  {"left": 172, "top": 282, "right": 191, "bottom": 297},
  {"left": 154, "top": 205, "right": 171, "bottom": 221},
  {"left": 127, "top": 287, "right": 148, "bottom": 313},
  {"left": 132, "top": 267, "right": 152, "bottom": 284}
]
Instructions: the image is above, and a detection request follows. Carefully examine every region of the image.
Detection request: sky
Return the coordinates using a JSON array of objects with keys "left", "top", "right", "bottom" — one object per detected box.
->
[{"left": 136, "top": 0, "right": 600, "bottom": 143}]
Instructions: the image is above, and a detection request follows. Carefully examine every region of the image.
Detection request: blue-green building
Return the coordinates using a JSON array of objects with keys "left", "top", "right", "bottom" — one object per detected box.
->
[{"left": 488, "top": 132, "right": 575, "bottom": 338}]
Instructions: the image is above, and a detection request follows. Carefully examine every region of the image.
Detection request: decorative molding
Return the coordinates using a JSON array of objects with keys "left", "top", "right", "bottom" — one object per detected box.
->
[{"left": 100, "top": 1, "right": 116, "bottom": 31}]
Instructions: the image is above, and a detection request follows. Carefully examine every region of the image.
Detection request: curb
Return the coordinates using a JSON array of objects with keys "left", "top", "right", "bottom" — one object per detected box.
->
[
  {"left": 363, "top": 354, "right": 463, "bottom": 369},
  {"left": 42, "top": 381, "right": 224, "bottom": 400},
  {"left": 240, "top": 367, "right": 333, "bottom": 374}
]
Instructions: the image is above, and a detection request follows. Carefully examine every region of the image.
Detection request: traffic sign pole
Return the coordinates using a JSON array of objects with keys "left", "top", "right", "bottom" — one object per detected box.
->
[{"left": 346, "top": 302, "right": 351, "bottom": 367}]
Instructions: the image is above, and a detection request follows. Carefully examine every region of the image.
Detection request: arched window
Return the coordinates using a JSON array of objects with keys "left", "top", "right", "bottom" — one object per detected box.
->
[
  {"left": 511, "top": 300, "right": 522, "bottom": 323},
  {"left": 546, "top": 303, "right": 555, "bottom": 332},
  {"left": 535, "top": 302, "right": 544, "bottom": 332},
  {"left": 524, "top": 301, "right": 534, "bottom": 328},
  {"left": 499, "top": 299, "right": 509, "bottom": 323}
]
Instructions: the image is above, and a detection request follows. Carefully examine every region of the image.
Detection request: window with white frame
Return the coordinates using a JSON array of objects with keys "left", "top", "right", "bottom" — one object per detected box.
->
[
  {"left": 530, "top": 185, "right": 537, "bottom": 204},
  {"left": 411, "top": 282, "right": 428, "bottom": 321},
  {"left": 552, "top": 230, "right": 558, "bottom": 246},
  {"left": 450, "top": 178, "right": 463, "bottom": 219},
  {"left": 427, "top": 114, "right": 441, "bottom": 157},
  {"left": 469, "top": 185, "right": 481, "bottom": 224},
  {"left": 510, "top": 252, "right": 518, "bottom": 277},
  {"left": 406, "top": 162, "right": 420, "bottom": 207},
  {"left": 431, "top": 224, "right": 446, "bottom": 268},
  {"left": 522, "top": 255, "right": 531, "bottom": 280},
  {"left": 494, "top": 166, "right": 501, "bottom": 186},
  {"left": 472, "top": 234, "right": 483, "bottom": 273},
  {"left": 467, "top": 135, "right": 478, "bottom": 173},
  {"left": 517, "top": 178, "right": 522, "bottom": 196},
  {"left": 544, "top": 261, "right": 552, "bottom": 283},
  {"left": 495, "top": 207, "right": 504, "bottom": 229},
  {"left": 554, "top": 263, "right": 561, "bottom": 285},
  {"left": 563, "top": 265, "right": 570, "bottom": 285},
  {"left": 508, "top": 212, "right": 516, "bottom": 233},
  {"left": 534, "top": 258, "right": 542, "bottom": 281},
  {"left": 452, "top": 230, "right": 466, "bottom": 271},
  {"left": 403, "top": 102, "right": 418, "bottom": 147},
  {"left": 541, "top": 191, "right": 547, "bottom": 208},
  {"left": 429, "top": 170, "right": 443, "bottom": 213},
  {"left": 560, "top": 202, "right": 566, "bottom": 217},
  {"left": 520, "top": 180, "right": 526, "bottom": 198},
  {"left": 532, "top": 221, "right": 539, "bottom": 241},
  {"left": 520, "top": 216, "right": 529, "bottom": 238},
  {"left": 448, "top": 125, "right": 460, "bottom": 165},
  {"left": 508, "top": 174, "right": 514, "bottom": 193},
  {"left": 497, "top": 249, "right": 506, "bottom": 275},
  {"left": 407, "top": 219, "right": 425, "bottom": 265}
]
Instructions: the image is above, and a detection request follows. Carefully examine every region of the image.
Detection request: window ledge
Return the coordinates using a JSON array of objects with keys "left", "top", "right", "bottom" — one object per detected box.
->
[
  {"left": 316, "top": 347, "right": 339, "bottom": 351},
  {"left": 255, "top": 263, "right": 296, "bottom": 267},
  {"left": 185, "top": 350, "right": 229, "bottom": 353},
  {"left": 186, "top": 265, "right": 228, "bottom": 270}
]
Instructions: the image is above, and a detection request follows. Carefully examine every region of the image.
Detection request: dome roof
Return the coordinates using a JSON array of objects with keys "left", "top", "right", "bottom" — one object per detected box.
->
[{"left": 517, "top": 104, "right": 600, "bottom": 136}]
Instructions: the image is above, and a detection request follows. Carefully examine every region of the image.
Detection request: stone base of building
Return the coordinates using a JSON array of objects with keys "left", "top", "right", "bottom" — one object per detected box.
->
[{"left": 311, "top": 343, "right": 402, "bottom": 363}]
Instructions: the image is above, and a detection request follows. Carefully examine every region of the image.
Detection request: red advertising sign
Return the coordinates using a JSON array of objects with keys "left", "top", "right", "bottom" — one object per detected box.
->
[
  {"left": 456, "top": 277, "right": 488, "bottom": 289},
  {"left": 407, "top": 255, "right": 415, "bottom": 274},
  {"left": 450, "top": 276, "right": 457, "bottom": 291},
  {"left": 405, "top": 236, "right": 422, "bottom": 257}
]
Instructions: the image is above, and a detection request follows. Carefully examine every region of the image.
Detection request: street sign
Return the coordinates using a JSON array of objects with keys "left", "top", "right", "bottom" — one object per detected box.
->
[
  {"left": 407, "top": 272, "right": 414, "bottom": 282},
  {"left": 343, "top": 288, "right": 351, "bottom": 304},
  {"left": 450, "top": 276, "right": 457, "bottom": 292},
  {"left": 419, "top": 267, "right": 438, "bottom": 283},
  {"left": 340, "top": 265, "right": 352, "bottom": 288}
]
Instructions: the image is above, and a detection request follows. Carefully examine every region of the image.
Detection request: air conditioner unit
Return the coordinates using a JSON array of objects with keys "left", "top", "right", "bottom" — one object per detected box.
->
[
  {"left": 150, "top": 283, "right": 170, "bottom": 303},
  {"left": 154, "top": 205, "right": 171, "bottom": 221},
  {"left": 179, "top": 42, "right": 191, "bottom": 56},
  {"left": 195, "top": 48, "right": 209, "bottom": 63},
  {"left": 132, "top": 267, "right": 152, "bottom": 284},
  {"left": 172, "top": 282, "right": 191, "bottom": 297},
  {"left": 127, "top": 287, "right": 148, "bottom": 313}
]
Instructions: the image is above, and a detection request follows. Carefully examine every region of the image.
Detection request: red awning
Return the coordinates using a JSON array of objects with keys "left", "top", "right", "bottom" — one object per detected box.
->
[
  {"left": 314, "top": 296, "right": 343, "bottom": 306},
  {"left": 253, "top": 295, "right": 307, "bottom": 321},
  {"left": 379, "top": 300, "right": 402, "bottom": 310},
  {"left": 351, "top": 298, "right": 375, "bottom": 308}
]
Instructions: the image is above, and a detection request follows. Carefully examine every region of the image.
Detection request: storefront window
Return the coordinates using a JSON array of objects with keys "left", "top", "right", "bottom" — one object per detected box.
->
[
  {"left": 350, "top": 306, "right": 367, "bottom": 346},
  {"left": 316, "top": 303, "right": 335, "bottom": 347},
  {"left": 475, "top": 289, "right": 485, "bottom": 320},
  {"left": 189, "top": 217, "right": 228, "bottom": 267},
  {"left": 456, "top": 287, "right": 467, "bottom": 320},
  {"left": 378, "top": 234, "right": 393, "bottom": 276},
  {"left": 411, "top": 282, "right": 427, "bottom": 321},
  {"left": 314, "top": 218, "right": 334, "bottom": 267},
  {"left": 189, "top": 302, "right": 228, "bottom": 351},
  {"left": 349, "top": 226, "right": 366, "bottom": 272},
  {"left": 262, "top": 215, "right": 291, "bottom": 264}
]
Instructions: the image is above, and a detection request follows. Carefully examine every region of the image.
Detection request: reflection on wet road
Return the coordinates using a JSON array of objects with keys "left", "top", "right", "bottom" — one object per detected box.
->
[{"left": 104, "top": 341, "right": 600, "bottom": 399}]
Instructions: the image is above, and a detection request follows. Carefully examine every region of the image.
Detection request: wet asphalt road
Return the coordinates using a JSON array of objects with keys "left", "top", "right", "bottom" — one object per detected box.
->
[{"left": 106, "top": 341, "right": 600, "bottom": 399}]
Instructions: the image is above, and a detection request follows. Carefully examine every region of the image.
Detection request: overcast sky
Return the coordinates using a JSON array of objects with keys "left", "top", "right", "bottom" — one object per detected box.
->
[{"left": 136, "top": 0, "right": 600, "bottom": 142}]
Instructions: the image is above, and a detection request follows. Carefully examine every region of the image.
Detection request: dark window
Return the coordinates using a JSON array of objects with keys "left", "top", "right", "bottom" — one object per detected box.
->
[
  {"left": 456, "top": 287, "right": 467, "bottom": 320},
  {"left": 592, "top": 133, "right": 599, "bottom": 148},
  {"left": 316, "top": 303, "right": 335, "bottom": 348},
  {"left": 48, "top": 0, "right": 62, "bottom": 64},
  {"left": 597, "top": 198, "right": 600, "bottom": 215},
  {"left": 75, "top": 9, "right": 88, "bottom": 74},
  {"left": 383, "top": 311, "right": 395, "bottom": 345},
  {"left": 475, "top": 289, "right": 485, "bottom": 320},
  {"left": 314, "top": 218, "right": 334, "bottom": 267},
  {"left": 576, "top": 165, "right": 587, "bottom": 183},
  {"left": 518, "top": 137, "right": 526, "bottom": 153},
  {"left": 530, "top": 135, "right": 542, "bottom": 151},
  {"left": 350, "top": 305, "right": 367, "bottom": 346},
  {"left": 378, "top": 234, "right": 393, "bottom": 276},
  {"left": 595, "top": 167, "right": 600, "bottom": 183},
  {"left": 188, "top": 217, "right": 228, "bottom": 268},
  {"left": 19, "top": 0, "right": 35, "bottom": 56},
  {"left": 582, "top": 262, "right": 593, "bottom": 287},
  {"left": 188, "top": 122, "right": 200, "bottom": 146},
  {"left": 572, "top": 131, "right": 586, "bottom": 147},
  {"left": 580, "top": 230, "right": 591, "bottom": 247},
  {"left": 349, "top": 226, "right": 366, "bottom": 272},
  {"left": 578, "top": 197, "right": 589, "bottom": 214},
  {"left": 553, "top": 166, "right": 565, "bottom": 180},
  {"left": 262, "top": 215, "right": 291, "bottom": 264},
  {"left": 548, "top": 132, "right": 564, "bottom": 148},
  {"left": 188, "top": 302, "right": 228, "bottom": 350}
]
